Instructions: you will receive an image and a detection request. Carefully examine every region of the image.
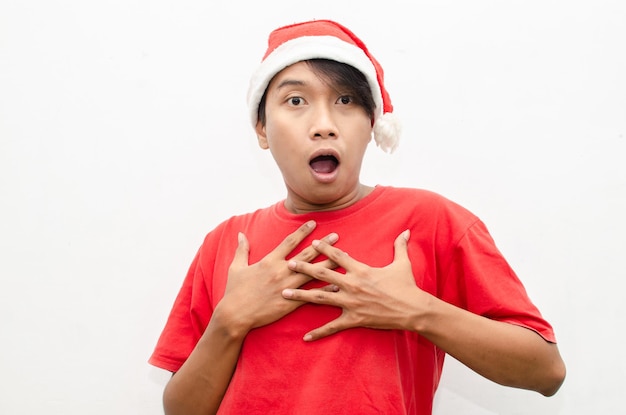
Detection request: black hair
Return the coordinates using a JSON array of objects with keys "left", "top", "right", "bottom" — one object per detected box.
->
[{"left": 256, "top": 58, "right": 376, "bottom": 126}]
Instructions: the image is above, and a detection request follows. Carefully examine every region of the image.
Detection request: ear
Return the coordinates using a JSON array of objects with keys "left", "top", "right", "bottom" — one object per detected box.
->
[{"left": 255, "top": 121, "right": 269, "bottom": 149}]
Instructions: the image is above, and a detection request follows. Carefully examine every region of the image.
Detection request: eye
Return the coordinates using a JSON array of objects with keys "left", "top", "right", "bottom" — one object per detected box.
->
[
  {"left": 337, "top": 95, "right": 353, "bottom": 105},
  {"left": 288, "top": 96, "right": 304, "bottom": 106}
]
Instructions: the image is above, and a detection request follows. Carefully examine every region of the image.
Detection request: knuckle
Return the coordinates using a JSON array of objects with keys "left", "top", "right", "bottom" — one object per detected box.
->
[
  {"left": 327, "top": 249, "right": 346, "bottom": 262},
  {"left": 315, "top": 267, "right": 332, "bottom": 279},
  {"left": 326, "top": 321, "right": 342, "bottom": 334},
  {"left": 283, "top": 233, "right": 298, "bottom": 247},
  {"left": 322, "top": 323, "right": 335, "bottom": 334},
  {"left": 296, "top": 247, "right": 314, "bottom": 262},
  {"left": 353, "top": 264, "right": 370, "bottom": 277},
  {"left": 257, "top": 258, "right": 270, "bottom": 270},
  {"left": 325, "top": 260, "right": 339, "bottom": 270},
  {"left": 315, "top": 292, "right": 327, "bottom": 302}
]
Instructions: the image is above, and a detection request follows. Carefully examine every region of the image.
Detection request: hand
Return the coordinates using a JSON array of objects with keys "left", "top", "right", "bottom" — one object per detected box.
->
[
  {"left": 283, "top": 230, "right": 427, "bottom": 341},
  {"left": 215, "top": 220, "right": 339, "bottom": 335}
]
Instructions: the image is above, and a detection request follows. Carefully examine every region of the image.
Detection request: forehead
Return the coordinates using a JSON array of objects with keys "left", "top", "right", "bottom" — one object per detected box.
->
[{"left": 268, "top": 61, "right": 317, "bottom": 88}]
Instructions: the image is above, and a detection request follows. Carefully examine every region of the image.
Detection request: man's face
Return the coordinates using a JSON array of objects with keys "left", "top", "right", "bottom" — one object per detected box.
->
[{"left": 255, "top": 61, "right": 373, "bottom": 213}]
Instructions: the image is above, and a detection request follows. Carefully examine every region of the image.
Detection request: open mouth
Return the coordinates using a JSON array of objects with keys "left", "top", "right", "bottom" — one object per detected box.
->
[{"left": 309, "top": 154, "right": 339, "bottom": 174}]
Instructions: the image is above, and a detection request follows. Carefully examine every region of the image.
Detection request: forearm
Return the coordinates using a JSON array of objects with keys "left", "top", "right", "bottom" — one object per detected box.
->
[
  {"left": 160, "top": 222, "right": 336, "bottom": 414},
  {"left": 414, "top": 293, "right": 566, "bottom": 396},
  {"left": 163, "top": 310, "right": 248, "bottom": 415}
]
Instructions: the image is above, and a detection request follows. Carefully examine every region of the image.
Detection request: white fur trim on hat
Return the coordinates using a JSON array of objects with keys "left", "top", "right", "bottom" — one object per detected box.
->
[
  {"left": 247, "top": 35, "right": 383, "bottom": 125},
  {"left": 247, "top": 28, "right": 401, "bottom": 153}
]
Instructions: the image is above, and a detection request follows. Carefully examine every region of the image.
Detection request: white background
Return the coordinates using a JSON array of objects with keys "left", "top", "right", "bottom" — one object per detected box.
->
[{"left": 1, "top": 1, "right": 624, "bottom": 414}]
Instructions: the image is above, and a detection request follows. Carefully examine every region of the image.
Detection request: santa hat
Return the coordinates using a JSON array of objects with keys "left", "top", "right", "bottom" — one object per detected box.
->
[{"left": 246, "top": 19, "right": 401, "bottom": 153}]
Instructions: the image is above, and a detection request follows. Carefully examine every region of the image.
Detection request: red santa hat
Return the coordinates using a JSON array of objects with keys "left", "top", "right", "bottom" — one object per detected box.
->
[{"left": 247, "top": 19, "right": 401, "bottom": 153}]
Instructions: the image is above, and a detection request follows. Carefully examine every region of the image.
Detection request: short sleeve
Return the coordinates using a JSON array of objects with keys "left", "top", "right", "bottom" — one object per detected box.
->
[
  {"left": 148, "top": 248, "right": 213, "bottom": 372},
  {"left": 440, "top": 220, "right": 557, "bottom": 343}
]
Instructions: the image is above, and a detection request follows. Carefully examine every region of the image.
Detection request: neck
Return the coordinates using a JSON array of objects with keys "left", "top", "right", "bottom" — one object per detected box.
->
[{"left": 284, "top": 184, "right": 374, "bottom": 214}]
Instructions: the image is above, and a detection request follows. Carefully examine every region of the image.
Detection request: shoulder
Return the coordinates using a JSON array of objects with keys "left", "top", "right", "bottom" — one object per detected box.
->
[
  {"left": 378, "top": 186, "right": 477, "bottom": 220},
  {"left": 199, "top": 203, "right": 278, "bottom": 246},
  {"left": 372, "top": 186, "right": 482, "bottom": 250},
  {"left": 378, "top": 185, "right": 454, "bottom": 203}
]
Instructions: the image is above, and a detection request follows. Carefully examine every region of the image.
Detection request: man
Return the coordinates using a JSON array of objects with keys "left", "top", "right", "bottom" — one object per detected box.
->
[{"left": 150, "top": 19, "right": 565, "bottom": 414}]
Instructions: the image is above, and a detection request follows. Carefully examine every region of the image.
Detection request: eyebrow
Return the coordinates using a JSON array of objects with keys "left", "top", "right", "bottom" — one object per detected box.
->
[{"left": 275, "top": 79, "right": 306, "bottom": 90}]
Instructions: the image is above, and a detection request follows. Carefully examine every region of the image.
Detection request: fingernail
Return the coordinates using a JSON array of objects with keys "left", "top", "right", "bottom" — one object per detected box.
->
[
  {"left": 238, "top": 232, "right": 244, "bottom": 243},
  {"left": 288, "top": 260, "right": 297, "bottom": 269},
  {"left": 303, "top": 334, "right": 313, "bottom": 342},
  {"left": 403, "top": 229, "right": 410, "bottom": 241},
  {"left": 282, "top": 289, "right": 294, "bottom": 298},
  {"left": 306, "top": 220, "right": 316, "bottom": 228},
  {"left": 328, "top": 233, "right": 338, "bottom": 243}
]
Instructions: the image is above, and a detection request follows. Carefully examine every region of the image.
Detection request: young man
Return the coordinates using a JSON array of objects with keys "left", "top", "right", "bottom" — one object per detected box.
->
[{"left": 149, "top": 19, "right": 566, "bottom": 415}]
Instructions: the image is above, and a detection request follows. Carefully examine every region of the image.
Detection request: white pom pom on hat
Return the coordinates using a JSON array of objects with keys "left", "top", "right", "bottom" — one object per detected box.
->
[{"left": 246, "top": 19, "right": 401, "bottom": 153}]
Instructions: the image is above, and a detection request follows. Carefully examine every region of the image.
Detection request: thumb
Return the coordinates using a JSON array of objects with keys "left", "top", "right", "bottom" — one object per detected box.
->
[
  {"left": 392, "top": 229, "right": 411, "bottom": 263},
  {"left": 232, "top": 232, "right": 250, "bottom": 267}
]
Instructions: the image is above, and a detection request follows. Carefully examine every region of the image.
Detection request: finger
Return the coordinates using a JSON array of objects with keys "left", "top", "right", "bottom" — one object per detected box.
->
[
  {"left": 292, "top": 232, "right": 339, "bottom": 263},
  {"left": 311, "top": 239, "right": 359, "bottom": 270},
  {"left": 231, "top": 232, "right": 250, "bottom": 267},
  {"left": 393, "top": 229, "right": 411, "bottom": 263},
  {"left": 282, "top": 286, "right": 340, "bottom": 305},
  {"left": 321, "top": 284, "right": 340, "bottom": 292},
  {"left": 302, "top": 318, "right": 348, "bottom": 342},
  {"left": 300, "top": 257, "right": 339, "bottom": 271},
  {"left": 288, "top": 255, "right": 339, "bottom": 288},
  {"left": 272, "top": 220, "right": 317, "bottom": 259},
  {"left": 287, "top": 260, "right": 341, "bottom": 285}
]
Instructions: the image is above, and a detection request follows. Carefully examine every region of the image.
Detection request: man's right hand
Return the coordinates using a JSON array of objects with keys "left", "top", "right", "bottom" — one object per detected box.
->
[{"left": 214, "top": 220, "right": 338, "bottom": 337}]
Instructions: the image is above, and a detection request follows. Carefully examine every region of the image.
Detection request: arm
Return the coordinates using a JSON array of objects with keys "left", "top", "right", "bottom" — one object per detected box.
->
[
  {"left": 163, "top": 221, "right": 339, "bottom": 415},
  {"left": 283, "top": 230, "right": 566, "bottom": 396},
  {"left": 162, "top": 308, "right": 246, "bottom": 415},
  {"left": 415, "top": 291, "right": 565, "bottom": 396}
]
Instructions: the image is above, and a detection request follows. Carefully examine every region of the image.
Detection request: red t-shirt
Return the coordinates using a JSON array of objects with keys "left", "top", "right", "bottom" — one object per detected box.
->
[{"left": 149, "top": 186, "right": 556, "bottom": 414}]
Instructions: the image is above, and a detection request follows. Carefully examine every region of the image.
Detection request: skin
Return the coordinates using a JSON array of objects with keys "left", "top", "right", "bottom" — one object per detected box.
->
[
  {"left": 162, "top": 61, "right": 566, "bottom": 415},
  {"left": 285, "top": 234, "right": 566, "bottom": 395},
  {"left": 255, "top": 61, "right": 375, "bottom": 213},
  {"left": 163, "top": 222, "right": 341, "bottom": 415}
]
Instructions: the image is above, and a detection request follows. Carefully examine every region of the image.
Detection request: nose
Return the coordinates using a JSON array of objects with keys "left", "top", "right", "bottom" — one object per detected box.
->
[{"left": 309, "top": 104, "right": 338, "bottom": 140}]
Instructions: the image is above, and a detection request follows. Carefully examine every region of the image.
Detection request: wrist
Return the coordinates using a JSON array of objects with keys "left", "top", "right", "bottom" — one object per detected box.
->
[
  {"left": 407, "top": 290, "right": 438, "bottom": 334},
  {"left": 208, "top": 302, "right": 252, "bottom": 342}
]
